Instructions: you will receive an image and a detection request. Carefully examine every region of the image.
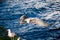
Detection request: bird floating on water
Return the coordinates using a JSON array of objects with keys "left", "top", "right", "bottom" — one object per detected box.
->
[{"left": 20, "top": 15, "right": 49, "bottom": 27}]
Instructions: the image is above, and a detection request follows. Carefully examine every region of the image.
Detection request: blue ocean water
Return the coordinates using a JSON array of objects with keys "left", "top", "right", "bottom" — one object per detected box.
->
[{"left": 0, "top": 0, "right": 60, "bottom": 40}]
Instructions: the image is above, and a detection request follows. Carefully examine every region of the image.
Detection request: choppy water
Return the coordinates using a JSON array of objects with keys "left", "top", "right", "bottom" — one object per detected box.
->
[{"left": 0, "top": 0, "right": 60, "bottom": 40}]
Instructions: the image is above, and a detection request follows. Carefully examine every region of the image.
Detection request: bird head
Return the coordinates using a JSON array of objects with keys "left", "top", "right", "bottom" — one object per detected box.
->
[
  {"left": 7, "top": 29, "right": 11, "bottom": 32},
  {"left": 20, "top": 15, "right": 28, "bottom": 24},
  {"left": 20, "top": 15, "right": 28, "bottom": 20}
]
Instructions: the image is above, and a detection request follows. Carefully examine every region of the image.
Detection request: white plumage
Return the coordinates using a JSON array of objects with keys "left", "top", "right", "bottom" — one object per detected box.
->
[
  {"left": 25, "top": 18, "right": 49, "bottom": 26},
  {"left": 7, "top": 29, "right": 16, "bottom": 38}
]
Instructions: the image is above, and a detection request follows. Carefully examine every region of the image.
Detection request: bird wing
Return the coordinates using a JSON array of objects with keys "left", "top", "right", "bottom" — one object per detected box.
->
[{"left": 30, "top": 18, "right": 49, "bottom": 27}]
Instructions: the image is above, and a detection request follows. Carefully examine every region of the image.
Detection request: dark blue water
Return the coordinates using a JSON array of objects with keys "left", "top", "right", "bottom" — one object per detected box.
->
[{"left": 0, "top": 0, "right": 60, "bottom": 40}]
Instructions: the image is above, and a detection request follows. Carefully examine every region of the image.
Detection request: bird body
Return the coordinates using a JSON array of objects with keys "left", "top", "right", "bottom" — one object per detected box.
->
[
  {"left": 7, "top": 29, "right": 16, "bottom": 38},
  {"left": 25, "top": 18, "right": 33, "bottom": 23},
  {"left": 20, "top": 15, "right": 49, "bottom": 27},
  {"left": 25, "top": 18, "right": 49, "bottom": 26}
]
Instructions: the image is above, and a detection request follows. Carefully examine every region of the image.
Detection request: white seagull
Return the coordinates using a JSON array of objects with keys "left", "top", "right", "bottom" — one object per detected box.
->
[
  {"left": 7, "top": 29, "right": 16, "bottom": 40},
  {"left": 20, "top": 15, "right": 49, "bottom": 27}
]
